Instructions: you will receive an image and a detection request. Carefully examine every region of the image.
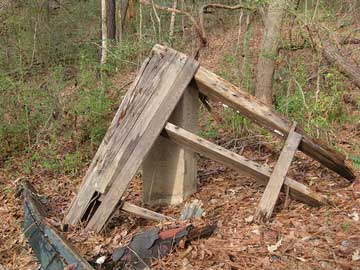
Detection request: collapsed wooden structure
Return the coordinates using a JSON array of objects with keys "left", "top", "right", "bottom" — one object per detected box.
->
[{"left": 64, "top": 45, "right": 355, "bottom": 232}]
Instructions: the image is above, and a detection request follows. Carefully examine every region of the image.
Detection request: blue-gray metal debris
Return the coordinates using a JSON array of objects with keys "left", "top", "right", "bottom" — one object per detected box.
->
[
  {"left": 112, "top": 223, "right": 216, "bottom": 270},
  {"left": 112, "top": 225, "right": 191, "bottom": 269},
  {"left": 22, "top": 181, "right": 95, "bottom": 270}
]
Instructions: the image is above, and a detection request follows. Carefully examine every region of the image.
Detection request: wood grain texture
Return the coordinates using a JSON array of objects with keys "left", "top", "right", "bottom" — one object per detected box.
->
[
  {"left": 163, "top": 123, "right": 327, "bottom": 207},
  {"left": 255, "top": 125, "right": 302, "bottom": 222},
  {"left": 152, "top": 45, "right": 354, "bottom": 181},
  {"left": 121, "top": 202, "right": 175, "bottom": 222},
  {"left": 65, "top": 47, "right": 199, "bottom": 231}
]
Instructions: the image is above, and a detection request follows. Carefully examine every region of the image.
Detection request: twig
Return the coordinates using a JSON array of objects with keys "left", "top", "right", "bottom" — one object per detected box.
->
[
  {"left": 315, "top": 58, "right": 321, "bottom": 103},
  {"left": 139, "top": 0, "right": 143, "bottom": 41},
  {"left": 312, "top": 0, "right": 320, "bottom": 21},
  {"left": 169, "top": 0, "right": 177, "bottom": 38},
  {"left": 199, "top": 3, "right": 254, "bottom": 43},
  {"left": 141, "top": 0, "right": 206, "bottom": 46},
  {"left": 151, "top": 0, "right": 161, "bottom": 41}
]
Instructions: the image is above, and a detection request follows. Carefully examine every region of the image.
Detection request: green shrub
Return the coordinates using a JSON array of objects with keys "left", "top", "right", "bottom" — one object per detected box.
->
[
  {"left": 352, "top": 156, "right": 360, "bottom": 169},
  {"left": 62, "top": 151, "right": 84, "bottom": 176},
  {"left": 275, "top": 63, "right": 346, "bottom": 140},
  {"left": 221, "top": 108, "right": 251, "bottom": 138}
]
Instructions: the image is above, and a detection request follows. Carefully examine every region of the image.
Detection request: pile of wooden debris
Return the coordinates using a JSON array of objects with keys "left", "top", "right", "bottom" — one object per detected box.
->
[{"left": 19, "top": 45, "right": 356, "bottom": 270}]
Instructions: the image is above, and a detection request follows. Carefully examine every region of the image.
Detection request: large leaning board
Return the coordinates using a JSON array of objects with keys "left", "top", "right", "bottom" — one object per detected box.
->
[{"left": 65, "top": 47, "right": 199, "bottom": 232}]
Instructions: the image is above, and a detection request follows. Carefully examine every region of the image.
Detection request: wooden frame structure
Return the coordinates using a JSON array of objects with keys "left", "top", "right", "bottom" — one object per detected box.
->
[{"left": 64, "top": 45, "right": 355, "bottom": 232}]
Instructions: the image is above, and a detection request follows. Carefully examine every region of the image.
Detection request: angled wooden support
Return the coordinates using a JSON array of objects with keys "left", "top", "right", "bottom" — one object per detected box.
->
[
  {"left": 255, "top": 123, "right": 302, "bottom": 222},
  {"left": 121, "top": 202, "right": 175, "bottom": 222},
  {"left": 194, "top": 68, "right": 354, "bottom": 181},
  {"left": 152, "top": 45, "right": 355, "bottom": 181},
  {"left": 163, "top": 123, "right": 327, "bottom": 207},
  {"left": 64, "top": 46, "right": 199, "bottom": 232}
]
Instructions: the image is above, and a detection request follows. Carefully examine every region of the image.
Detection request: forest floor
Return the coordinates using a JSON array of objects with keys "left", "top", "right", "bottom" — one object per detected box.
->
[{"left": 1, "top": 24, "right": 360, "bottom": 270}]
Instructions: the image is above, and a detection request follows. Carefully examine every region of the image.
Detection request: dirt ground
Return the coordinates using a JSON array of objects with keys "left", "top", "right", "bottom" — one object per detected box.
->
[{"left": 1, "top": 25, "right": 360, "bottom": 270}]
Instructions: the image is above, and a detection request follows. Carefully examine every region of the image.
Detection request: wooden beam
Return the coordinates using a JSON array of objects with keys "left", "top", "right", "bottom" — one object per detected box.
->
[
  {"left": 121, "top": 202, "right": 175, "bottom": 222},
  {"left": 152, "top": 45, "right": 355, "bottom": 181},
  {"left": 255, "top": 124, "right": 302, "bottom": 222},
  {"left": 194, "top": 68, "right": 354, "bottom": 181},
  {"left": 163, "top": 123, "right": 328, "bottom": 207},
  {"left": 65, "top": 46, "right": 199, "bottom": 232}
]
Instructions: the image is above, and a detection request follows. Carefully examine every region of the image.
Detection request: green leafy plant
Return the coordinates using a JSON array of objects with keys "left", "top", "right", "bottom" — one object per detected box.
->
[
  {"left": 341, "top": 221, "right": 351, "bottom": 232},
  {"left": 351, "top": 156, "right": 360, "bottom": 169},
  {"left": 62, "top": 151, "right": 83, "bottom": 176},
  {"left": 222, "top": 108, "right": 251, "bottom": 138}
]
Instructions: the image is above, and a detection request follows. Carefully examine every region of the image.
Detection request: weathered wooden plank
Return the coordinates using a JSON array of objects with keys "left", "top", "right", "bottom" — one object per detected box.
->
[
  {"left": 163, "top": 123, "right": 328, "bottom": 207},
  {"left": 86, "top": 55, "right": 199, "bottom": 232},
  {"left": 121, "top": 202, "right": 175, "bottom": 222},
  {"left": 255, "top": 124, "right": 302, "bottom": 222},
  {"left": 152, "top": 45, "right": 355, "bottom": 181},
  {"left": 22, "top": 181, "right": 94, "bottom": 270},
  {"left": 65, "top": 47, "right": 199, "bottom": 232},
  {"left": 194, "top": 68, "right": 354, "bottom": 181},
  {"left": 65, "top": 55, "right": 156, "bottom": 224}
]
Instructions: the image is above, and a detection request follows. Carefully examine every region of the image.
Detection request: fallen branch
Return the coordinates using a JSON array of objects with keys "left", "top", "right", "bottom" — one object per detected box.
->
[
  {"left": 322, "top": 39, "right": 360, "bottom": 89},
  {"left": 341, "top": 37, "right": 360, "bottom": 45},
  {"left": 278, "top": 40, "right": 310, "bottom": 52},
  {"left": 199, "top": 3, "right": 255, "bottom": 43}
]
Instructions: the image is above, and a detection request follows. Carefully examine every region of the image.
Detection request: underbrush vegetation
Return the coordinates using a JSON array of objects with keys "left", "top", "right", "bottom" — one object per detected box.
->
[
  {"left": 275, "top": 63, "right": 348, "bottom": 143},
  {"left": 0, "top": 0, "right": 226, "bottom": 174},
  {"left": 1, "top": 0, "right": 359, "bottom": 175}
]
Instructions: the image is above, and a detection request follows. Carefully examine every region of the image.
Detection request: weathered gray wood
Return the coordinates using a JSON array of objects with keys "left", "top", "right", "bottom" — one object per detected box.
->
[
  {"left": 163, "top": 123, "right": 327, "bottom": 207},
  {"left": 255, "top": 124, "right": 302, "bottom": 222},
  {"left": 195, "top": 67, "right": 354, "bottom": 181},
  {"left": 121, "top": 202, "right": 175, "bottom": 222},
  {"left": 65, "top": 56, "right": 153, "bottom": 225},
  {"left": 152, "top": 45, "right": 355, "bottom": 181},
  {"left": 142, "top": 83, "right": 199, "bottom": 206},
  {"left": 65, "top": 46, "right": 199, "bottom": 232}
]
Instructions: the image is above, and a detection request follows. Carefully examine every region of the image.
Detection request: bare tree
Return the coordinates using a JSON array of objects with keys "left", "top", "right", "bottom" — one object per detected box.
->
[
  {"left": 100, "top": 0, "right": 107, "bottom": 64},
  {"left": 255, "top": 0, "right": 287, "bottom": 105},
  {"left": 107, "top": 0, "right": 116, "bottom": 40},
  {"left": 117, "top": 0, "right": 129, "bottom": 41},
  {"left": 100, "top": 0, "right": 116, "bottom": 65},
  {"left": 169, "top": 0, "right": 177, "bottom": 38}
]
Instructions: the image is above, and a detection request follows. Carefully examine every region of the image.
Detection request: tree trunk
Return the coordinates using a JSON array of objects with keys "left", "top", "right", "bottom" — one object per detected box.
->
[
  {"left": 117, "top": 0, "right": 129, "bottom": 41},
  {"left": 100, "top": 0, "right": 108, "bottom": 64},
  {"left": 169, "top": 0, "right": 177, "bottom": 38},
  {"left": 106, "top": 0, "right": 116, "bottom": 40},
  {"left": 255, "top": 0, "right": 287, "bottom": 105}
]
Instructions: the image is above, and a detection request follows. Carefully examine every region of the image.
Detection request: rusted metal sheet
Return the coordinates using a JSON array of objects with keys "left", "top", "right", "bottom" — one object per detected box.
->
[{"left": 22, "top": 181, "right": 95, "bottom": 270}]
